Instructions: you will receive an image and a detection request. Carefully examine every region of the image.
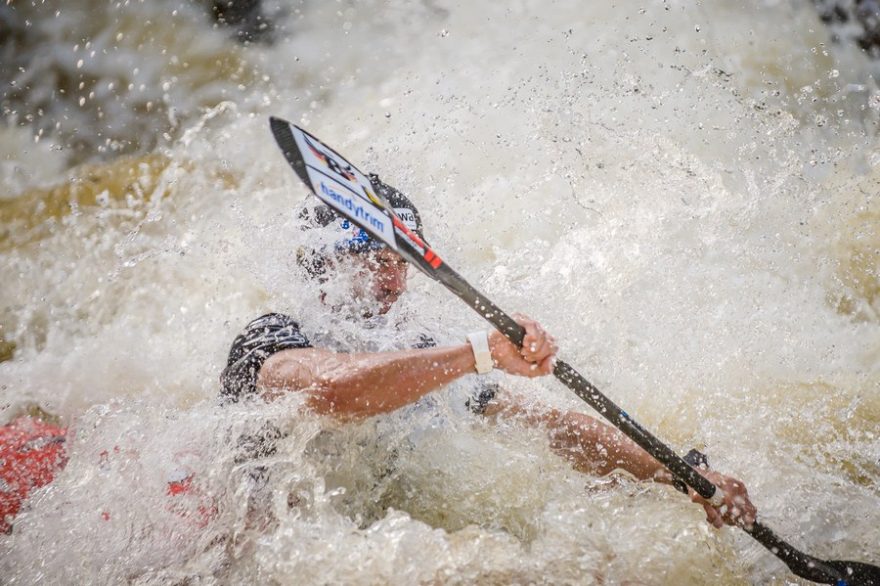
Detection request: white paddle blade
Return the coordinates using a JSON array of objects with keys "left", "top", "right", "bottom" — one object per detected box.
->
[{"left": 269, "top": 117, "right": 398, "bottom": 250}]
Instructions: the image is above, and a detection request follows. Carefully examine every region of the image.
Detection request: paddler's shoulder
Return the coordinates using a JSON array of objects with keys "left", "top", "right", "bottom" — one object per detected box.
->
[{"left": 228, "top": 312, "right": 311, "bottom": 356}]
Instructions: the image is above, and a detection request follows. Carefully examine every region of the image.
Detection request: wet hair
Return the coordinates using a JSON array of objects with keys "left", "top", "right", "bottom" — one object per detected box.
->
[{"left": 295, "top": 174, "right": 424, "bottom": 280}]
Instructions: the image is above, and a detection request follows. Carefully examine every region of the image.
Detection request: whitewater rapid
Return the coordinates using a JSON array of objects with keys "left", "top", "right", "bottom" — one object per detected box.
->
[{"left": 1, "top": 1, "right": 879, "bottom": 584}]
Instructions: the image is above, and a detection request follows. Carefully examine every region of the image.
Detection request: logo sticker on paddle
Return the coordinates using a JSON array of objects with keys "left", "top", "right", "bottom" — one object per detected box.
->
[{"left": 269, "top": 117, "right": 398, "bottom": 250}]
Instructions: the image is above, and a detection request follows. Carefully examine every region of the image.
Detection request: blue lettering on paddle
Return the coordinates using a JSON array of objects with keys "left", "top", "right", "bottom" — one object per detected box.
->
[{"left": 320, "top": 182, "right": 387, "bottom": 233}]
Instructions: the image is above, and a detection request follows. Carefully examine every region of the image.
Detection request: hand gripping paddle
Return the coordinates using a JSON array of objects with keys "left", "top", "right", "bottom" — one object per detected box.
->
[{"left": 268, "top": 116, "right": 880, "bottom": 586}]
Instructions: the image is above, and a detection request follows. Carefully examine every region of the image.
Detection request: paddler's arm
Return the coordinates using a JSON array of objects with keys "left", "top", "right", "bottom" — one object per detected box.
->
[
  {"left": 483, "top": 397, "right": 673, "bottom": 479},
  {"left": 258, "top": 344, "right": 476, "bottom": 418},
  {"left": 257, "top": 315, "right": 558, "bottom": 419},
  {"left": 484, "top": 395, "right": 757, "bottom": 528},
  {"left": 560, "top": 416, "right": 758, "bottom": 528}
]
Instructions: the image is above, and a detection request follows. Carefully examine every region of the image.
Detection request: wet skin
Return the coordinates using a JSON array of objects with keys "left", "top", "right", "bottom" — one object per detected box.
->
[{"left": 350, "top": 247, "right": 409, "bottom": 316}]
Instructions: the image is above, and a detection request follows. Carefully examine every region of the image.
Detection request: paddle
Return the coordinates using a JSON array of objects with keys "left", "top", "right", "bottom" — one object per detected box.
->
[{"left": 268, "top": 116, "right": 880, "bottom": 586}]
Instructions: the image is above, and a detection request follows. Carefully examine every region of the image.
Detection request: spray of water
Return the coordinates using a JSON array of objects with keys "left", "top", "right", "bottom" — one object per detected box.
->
[{"left": 1, "top": 1, "right": 879, "bottom": 584}]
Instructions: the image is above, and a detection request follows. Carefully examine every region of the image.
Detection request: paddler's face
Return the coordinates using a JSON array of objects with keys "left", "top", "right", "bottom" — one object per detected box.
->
[{"left": 351, "top": 247, "right": 409, "bottom": 316}]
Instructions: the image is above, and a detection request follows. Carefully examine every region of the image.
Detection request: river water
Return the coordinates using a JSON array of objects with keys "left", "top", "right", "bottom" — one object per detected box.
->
[{"left": 1, "top": 1, "right": 879, "bottom": 584}]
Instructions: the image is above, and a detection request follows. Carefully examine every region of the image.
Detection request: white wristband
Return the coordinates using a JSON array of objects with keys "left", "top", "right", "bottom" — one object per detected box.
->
[{"left": 467, "top": 331, "right": 494, "bottom": 375}]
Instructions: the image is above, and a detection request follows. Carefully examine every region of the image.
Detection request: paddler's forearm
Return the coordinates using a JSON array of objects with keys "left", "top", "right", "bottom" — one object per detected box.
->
[
  {"left": 547, "top": 412, "right": 672, "bottom": 483},
  {"left": 259, "top": 344, "right": 477, "bottom": 418},
  {"left": 312, "top": 344, "right": 477, "bottom": 417}
]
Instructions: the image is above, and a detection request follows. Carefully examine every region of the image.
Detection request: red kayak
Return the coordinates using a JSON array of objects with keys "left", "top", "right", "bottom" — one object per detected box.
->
[
  {"left": 0, "top": 416, "right": 68, "bottom": 533},
  {"left": 1, "top": 416, "right": 217, "bottom": 533}
]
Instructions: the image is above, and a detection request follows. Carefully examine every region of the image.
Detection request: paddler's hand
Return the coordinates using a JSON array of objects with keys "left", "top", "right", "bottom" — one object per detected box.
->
[
  {"left": 690, "top": 469, "right": 757, "bottom": 529},
  {"left": 489, "top": 315, "right": 558, "bottom": 377}
]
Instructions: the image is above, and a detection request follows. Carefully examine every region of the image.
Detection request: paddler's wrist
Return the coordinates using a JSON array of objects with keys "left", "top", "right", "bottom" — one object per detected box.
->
[{"left": 442, "top": 343, "right": 486, "bottom": 377}]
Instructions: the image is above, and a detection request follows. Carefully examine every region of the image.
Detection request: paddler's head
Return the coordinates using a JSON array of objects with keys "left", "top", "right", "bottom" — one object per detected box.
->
[{"left": 296, "top": 174, "right": 425, "bottom": 317}]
